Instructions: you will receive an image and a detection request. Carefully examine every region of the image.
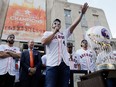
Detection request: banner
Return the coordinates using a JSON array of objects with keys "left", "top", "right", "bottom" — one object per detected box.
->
[{"left": 1, "top": 0, "right": 46, "bottom": 42}]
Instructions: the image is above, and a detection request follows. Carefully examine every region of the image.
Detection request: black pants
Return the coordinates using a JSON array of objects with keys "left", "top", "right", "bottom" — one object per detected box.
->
[
  {"left": 14, "top": 82, "right": 20, "bottom": 87},
  {"left": 40, "top": 74, "right": 45, "bottom": 87},
  {"left": 106, "top": 78, "right": 116, "bottom": 87},
  {"left": 20, "top": 75, "right": 40, "bottom": 87},
  {"left": 0, "top": 73, "right": 15, "bottom": 87}
]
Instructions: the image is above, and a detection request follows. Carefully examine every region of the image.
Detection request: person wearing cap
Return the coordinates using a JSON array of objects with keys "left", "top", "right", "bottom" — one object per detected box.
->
[
  {"left": 75, "top": 39, "right": 96, "bottom": 73},
  {"left": 67, "top": 42, "right": 78, "bottom": 70},
  {"left": 0, "top": 34, "right": 21, "bottom": 87},
  {"left": 41, "top": 3, "right": 88, "bottom": 87}
]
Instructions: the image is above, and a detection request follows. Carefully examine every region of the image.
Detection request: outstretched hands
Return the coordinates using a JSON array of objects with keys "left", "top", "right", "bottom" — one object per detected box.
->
[{"left": 81, "top": 2, "right": 89, "bottom": 14}]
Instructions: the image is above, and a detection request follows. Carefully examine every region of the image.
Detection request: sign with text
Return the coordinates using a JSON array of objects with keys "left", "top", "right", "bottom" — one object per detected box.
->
[{"left": 1, "top": 0, "right": 46, "bottom": 42}]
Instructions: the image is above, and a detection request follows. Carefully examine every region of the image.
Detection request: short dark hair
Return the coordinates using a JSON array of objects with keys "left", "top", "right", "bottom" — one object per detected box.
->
[
  {"left": 81, "top": 39, "right": 87, "bottom": 44},
  {"left": 53, "top": 19, "right": 61, "bottom": 23},
  {"left": 67, "top": 42, "right": 73, "bottom": 47},
  {"left": 7, "top": 34, "right": 15, "bottom": 40}
]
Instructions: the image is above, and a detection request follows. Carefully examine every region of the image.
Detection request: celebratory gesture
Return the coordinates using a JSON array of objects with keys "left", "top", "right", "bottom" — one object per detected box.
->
[
  {"left": 82, "top": 2, "right": 88, "bottom": 14},
  {"left": 41, "top": 3, "right": 88, "bottom": 87}
]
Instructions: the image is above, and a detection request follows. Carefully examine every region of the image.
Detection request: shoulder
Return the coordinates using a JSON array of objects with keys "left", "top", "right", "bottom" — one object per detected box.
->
[
  {"left": 0, "top": 44, "right": 7, "bottom": 47},
  {"left": 43, "top": 31, "right": 53, "bottom": 35},
  {"left": 22, "top": 50, "right": 28, "bottom": 54},
  {"left": 0, "top": 44, "right": 8, "bottom": 50},
  {"left": 42, "top": 31, "right": 53, "bottom": 39},
  {"left": 33, "top": 50, "right": 40, "bottom": 54}
]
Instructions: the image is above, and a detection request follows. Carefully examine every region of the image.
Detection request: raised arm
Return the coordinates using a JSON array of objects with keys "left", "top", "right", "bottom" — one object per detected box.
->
[
  {"left": 41, "top": 30, "right": 57, "bottom": 45},
  {"left": 69, "top": 2, "right": 88, "bottom": 33},
  {"left": 41, "top": 28, "right": 59, "bottom": 45}
]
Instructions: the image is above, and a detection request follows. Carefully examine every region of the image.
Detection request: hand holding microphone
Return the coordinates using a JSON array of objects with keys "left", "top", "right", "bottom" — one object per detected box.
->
[{"left": 54, "top": 26, "right": 59, "bottom": 34}]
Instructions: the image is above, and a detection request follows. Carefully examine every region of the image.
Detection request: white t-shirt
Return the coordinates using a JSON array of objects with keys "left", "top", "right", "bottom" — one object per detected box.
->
[
  {"left": 41, "top": 55, "right": 47, "bottom": 75},
  {"left": 96, "top": 51, "right": 116, "bottom": 65},
  {"left": 41, "top": 28, "right": 71, "bottom": 66},
  {"left": 68, "top": 53, "right": 78, "bottom": 70},
  {"left": 75, "top": 48, "right": 96, "bottom": 72},
  {"left": 0, "top": 44, "right": 21, "bottom": 76}
]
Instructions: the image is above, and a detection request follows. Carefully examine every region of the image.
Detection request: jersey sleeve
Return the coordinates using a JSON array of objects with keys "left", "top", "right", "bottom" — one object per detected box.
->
[
  {"left": 63, "top": 28, "right": 72, "bottom": 39},
  {"left": 41, "top": 31, "right": 53, "bottom": 39}
]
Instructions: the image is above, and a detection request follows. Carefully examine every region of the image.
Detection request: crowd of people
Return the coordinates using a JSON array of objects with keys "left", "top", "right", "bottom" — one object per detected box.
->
[{"left": 0, "top": 2, "right": 116, "bottom": 87}]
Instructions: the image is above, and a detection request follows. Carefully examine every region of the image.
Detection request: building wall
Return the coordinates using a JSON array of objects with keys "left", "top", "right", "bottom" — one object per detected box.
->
[{"left": 47, "top": 0, "right": 111, "bottom": 50}]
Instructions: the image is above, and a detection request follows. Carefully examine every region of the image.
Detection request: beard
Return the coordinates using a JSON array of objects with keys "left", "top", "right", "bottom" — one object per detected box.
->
[
  {"left": 7, "top": 40, "right": 14, "bottom": 44},
  {"left": 69, "top": 50, "right": 72, "bottom": 54}
]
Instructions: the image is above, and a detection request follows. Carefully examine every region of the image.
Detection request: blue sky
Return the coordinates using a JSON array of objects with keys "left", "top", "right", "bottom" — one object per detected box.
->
[{"left": 68, "top": 0, "right": 116, "bottom": 38}]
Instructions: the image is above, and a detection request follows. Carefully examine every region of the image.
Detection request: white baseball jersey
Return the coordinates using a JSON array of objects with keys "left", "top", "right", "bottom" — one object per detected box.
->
[
  {"left": 68, "top": 53, "right": 78, "bottom": 70},
  {"left": 96, "top": 51, "right": 116, "bottom": 65},
  {"left": 75, "top": 48, "right": 96, "bottom": 72},
  {"left": 41, "top": 28, "right": 71, "bottom": 66},
  {"left": 41, "top": 54, "right": 47, "bottom": 75},
  {"left": 0, "top": 44, "right": 21, "bottom": 76}
]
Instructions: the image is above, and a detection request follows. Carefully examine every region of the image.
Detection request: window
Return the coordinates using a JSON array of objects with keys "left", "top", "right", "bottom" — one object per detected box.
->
[
  {"left": 81, "top": 15, "right": 88, "bottom": 29},
  {"left": 64, "top": 9, "right": 72, "bottom": 28},
  {"left": 64, "top": 9, "right": 74, "bottom": 41},
  {"left": 81, "top": 15, "right": 88, "bottom": 37},
  {"left": 93, "top": 14, "right": 101, "bottom": 26}
]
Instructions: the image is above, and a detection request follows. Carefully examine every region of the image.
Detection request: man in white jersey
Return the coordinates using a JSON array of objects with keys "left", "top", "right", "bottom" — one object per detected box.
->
[
  {"left": 96, "top": 43, "right": 116, "bottom": 70},
  {"left": 0, "top": 34, "right": 21, "bottom": 87},
  {"left": 75, "top": 39, "right": 96, "bottom": 73},
  {"left": 41, "top": 3, "right": 88, "bottom": 87},
  {"left": 67, "top": 42, "right": 78, "bottom": 70}
]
